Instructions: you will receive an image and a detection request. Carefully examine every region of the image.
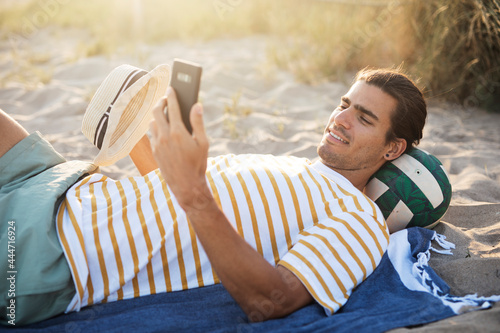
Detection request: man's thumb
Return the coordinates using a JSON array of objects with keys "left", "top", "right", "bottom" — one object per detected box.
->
[{"left": 190, "top": 103, "right": 207, "bottom": 142}]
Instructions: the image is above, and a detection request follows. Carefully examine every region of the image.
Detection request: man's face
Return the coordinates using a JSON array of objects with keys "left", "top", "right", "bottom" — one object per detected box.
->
[{"left": 317, "top": 80, "right": 398, "bottom": 174}]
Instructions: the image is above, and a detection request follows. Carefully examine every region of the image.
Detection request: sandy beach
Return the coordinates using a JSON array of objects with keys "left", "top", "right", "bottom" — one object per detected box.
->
[{"left": 1, "top": 27, "right": 499, "bottom": 331}]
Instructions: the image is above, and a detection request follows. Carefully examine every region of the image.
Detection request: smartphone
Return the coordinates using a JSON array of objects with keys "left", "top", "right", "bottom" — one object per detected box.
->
[{"left": 169, "top": 59, "right": 202, "bottom": 134}]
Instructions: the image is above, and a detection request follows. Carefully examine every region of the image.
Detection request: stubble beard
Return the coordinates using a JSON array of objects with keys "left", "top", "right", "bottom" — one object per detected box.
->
[
  {"left": 317, "top": 142, "right": 376, "bottom": 172},
  {"left": 317, "top": 143, "right": 351, "bottom": 171}
]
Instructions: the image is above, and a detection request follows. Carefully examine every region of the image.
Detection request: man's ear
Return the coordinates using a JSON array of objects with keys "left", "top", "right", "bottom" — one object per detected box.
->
[{"left": 384, "top": 138, "right": 406, "bottom": 161}]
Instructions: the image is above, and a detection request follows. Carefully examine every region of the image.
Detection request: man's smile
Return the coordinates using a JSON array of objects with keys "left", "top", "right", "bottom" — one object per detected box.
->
[{"left": 326, "top": 128, "right": 350, "bottom": 144}]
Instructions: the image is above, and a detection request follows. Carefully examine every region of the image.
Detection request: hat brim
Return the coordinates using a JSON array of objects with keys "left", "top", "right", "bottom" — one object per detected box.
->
[{"left": 93, "top": 64, "right": 169, "bottom": 166}]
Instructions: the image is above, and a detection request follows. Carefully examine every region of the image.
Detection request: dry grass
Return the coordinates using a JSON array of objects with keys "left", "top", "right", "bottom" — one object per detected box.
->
[
  {"left": 265, "top": 0, "right": 500, "bottom": 110},
  {"left": 0, "top": 0, "right": 498, "bottom": 110},
  {"left": 408, "top": 0, "right": 500, "bottom": 110}
]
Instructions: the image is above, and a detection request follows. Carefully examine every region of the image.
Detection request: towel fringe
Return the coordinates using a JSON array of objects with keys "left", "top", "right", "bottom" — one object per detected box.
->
[
  {"left": 430, "top": 232, "right": 455, "bottom": 255},
  {"left": 440, "top": 293, "right": 500, "bottom": 314},
  {"left": 414, "top": 251, "right": 445, "bottom": 297},
  {"left": 413, "top": 232, "right": 500, "bottom": 314}
]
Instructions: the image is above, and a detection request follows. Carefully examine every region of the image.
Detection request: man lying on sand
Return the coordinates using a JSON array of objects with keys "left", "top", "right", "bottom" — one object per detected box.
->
[{"left": 0, "top": 67, "right": 426, "bottom": 326}]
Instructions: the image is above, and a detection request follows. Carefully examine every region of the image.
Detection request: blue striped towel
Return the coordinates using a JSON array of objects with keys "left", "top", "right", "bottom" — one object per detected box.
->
[{"left": 14, "top": 227, "right": 500, "bottom": 332}]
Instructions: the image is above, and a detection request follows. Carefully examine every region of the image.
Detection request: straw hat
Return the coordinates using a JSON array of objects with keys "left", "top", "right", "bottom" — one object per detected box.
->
[{"left": 82, "top": 64, "right": 170, "bottom": 166}]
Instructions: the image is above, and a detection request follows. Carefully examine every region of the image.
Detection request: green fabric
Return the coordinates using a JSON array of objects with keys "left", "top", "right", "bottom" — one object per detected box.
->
[{"left": 0, "top": 132, "right": 97, "bottom": 326}]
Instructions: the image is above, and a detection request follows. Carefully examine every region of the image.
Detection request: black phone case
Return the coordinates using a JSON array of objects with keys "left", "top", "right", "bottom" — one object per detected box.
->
[{"left": 170, "top": 59, "right": 202, "bottom": 134}]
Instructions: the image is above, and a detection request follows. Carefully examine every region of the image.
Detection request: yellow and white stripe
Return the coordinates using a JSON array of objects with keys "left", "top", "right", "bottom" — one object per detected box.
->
[{"left": 57, "top": 154, "right": 389, "bottom": 315}]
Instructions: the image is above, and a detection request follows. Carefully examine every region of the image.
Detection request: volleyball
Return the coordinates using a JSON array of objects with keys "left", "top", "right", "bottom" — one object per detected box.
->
[{"left": 365, "top": 147, "right": 452, "bottom": 233}]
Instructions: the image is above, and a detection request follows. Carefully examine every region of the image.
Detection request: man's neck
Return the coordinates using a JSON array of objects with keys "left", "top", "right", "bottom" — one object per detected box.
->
[
  {"left": 336, "top": 171, "right": 369, "bottom": 191},
  {"left": 318, "top": 159, "right": 374, "bottom": 191}
]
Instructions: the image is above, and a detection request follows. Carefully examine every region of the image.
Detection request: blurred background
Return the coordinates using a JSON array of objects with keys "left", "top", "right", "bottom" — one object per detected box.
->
[{"left": 1, "top": 0, "right": 499, "bottom": 111}]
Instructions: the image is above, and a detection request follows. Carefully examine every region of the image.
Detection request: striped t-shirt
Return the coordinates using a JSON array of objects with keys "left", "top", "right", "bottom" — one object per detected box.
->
[{"left": 56, "top": 154, "right": 389, "bottom": 316}]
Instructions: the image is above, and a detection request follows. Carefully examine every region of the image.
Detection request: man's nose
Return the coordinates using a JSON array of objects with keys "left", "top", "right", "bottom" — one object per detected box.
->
[{"left": 333, "top": 108, "right": 352, "bottom": 129}]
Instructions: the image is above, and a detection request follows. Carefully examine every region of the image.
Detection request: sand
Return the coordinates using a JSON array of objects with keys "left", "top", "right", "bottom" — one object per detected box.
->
[{"left": 1, "top": 27, "right": 499, "bottom": 331}]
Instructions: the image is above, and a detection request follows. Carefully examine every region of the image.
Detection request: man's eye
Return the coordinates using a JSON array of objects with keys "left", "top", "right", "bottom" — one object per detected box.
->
[
  {"left": 338, "top": 104, "right": 348, "bottom": 110},
  {"left": 360, "top": 116, "right": 372, "bottom": 125}
]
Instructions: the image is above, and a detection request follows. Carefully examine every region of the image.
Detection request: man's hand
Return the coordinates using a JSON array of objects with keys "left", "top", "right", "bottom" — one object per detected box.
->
[
  {"left": 149, "top": 87, "right": 212, "bottom": 211},
  {"left": 149, "top": 88, "right": 313, "bottom": 321}
]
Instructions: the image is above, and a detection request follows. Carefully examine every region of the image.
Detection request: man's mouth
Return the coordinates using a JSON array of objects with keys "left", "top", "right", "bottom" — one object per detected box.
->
[{"left": 328, "top": 131, "right": 349, "bottom": 144}]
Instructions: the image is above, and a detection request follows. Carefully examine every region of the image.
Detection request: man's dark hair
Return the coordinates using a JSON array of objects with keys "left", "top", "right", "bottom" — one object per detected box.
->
[{"left": 355, "top": 67, "right": 427, "bottom": 153}]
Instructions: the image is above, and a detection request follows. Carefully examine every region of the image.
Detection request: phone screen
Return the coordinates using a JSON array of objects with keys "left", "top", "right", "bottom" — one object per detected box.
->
[{"left": 169, "top": 59, "right": 202, "bottom": 134}]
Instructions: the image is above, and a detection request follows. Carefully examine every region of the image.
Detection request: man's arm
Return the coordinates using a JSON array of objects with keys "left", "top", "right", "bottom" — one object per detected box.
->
[
  {"left": 149, "top": 89, "right": 313, "bottom": 321},
  {"left": 129, "top": 134, "right": 158, "bottom": 176}
]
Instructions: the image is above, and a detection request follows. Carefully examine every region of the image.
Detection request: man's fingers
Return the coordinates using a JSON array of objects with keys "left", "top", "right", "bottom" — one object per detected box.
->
[
  {"left": 152, "top": 96, "right": 169, "bottom": 136},
  {"left": 149, "top": 119, "right": 158, "bottom": 140},
  {"left": 165, "top": 87, "right": 184, "bottom": 128},
  {"left": 190, "top": 103, "right": 208, "bottom": 147}
]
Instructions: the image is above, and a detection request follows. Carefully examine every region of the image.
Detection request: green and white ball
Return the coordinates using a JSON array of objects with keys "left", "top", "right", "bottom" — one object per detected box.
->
[{"left": 365, "top": 147, "right": 452, "bottom": 233}]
